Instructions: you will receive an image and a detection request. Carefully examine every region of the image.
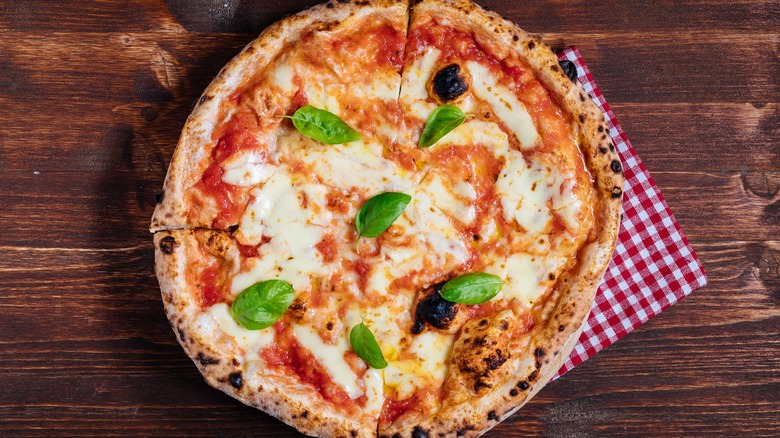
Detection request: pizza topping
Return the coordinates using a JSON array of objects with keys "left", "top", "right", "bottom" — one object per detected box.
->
[
  {"left": 412, "top": 282, "right": 459, "bottom": 334},
  {"left": 418, "top": 104, "right": 469, "bottom": 148},
  {"left": 231, "top": 279, "right": 295, "bottom": 330},
  {"left": 430, "top": 63, "right": 469, "bottom": 102},
  {"left": 349, "top": 321, "right": 388, "bottom": 369},
  {"left": 439, "top": 272, "right": 504, "bottom": 305},
  {"left": 465, "top": 61, "right": 539, "bottom": 149},
  {"left": 355, "top": 192, "right": 412, "bottom": 242},
  {"left": 292, "top": 324, "right": 363, "bottom": 400},
  {"left": 279, "top": 105, "right": 362, "bottom": 145},
  {"left": 196, "top": 303, "right": 275, "bottom": 357}
]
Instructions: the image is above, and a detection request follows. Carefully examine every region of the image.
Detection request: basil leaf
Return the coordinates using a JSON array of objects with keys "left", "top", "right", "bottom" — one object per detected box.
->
[
  {"left": 282, "top": 105, "right": 362, "bottom": 144},
  {"left": 355, "top": 192, "right": 411, "bottom": 239},
  {"left": 418, "top": 104, "right": 467, "bottom": 148},
  {"left": 349, "top": 322, "right": 387, "bottom": 369},
  {"left": 231, "top": 280, "right": 295, "bottom": 330},
  {"left": 439, "top": 272, "right": 504, "bottom": 305}
]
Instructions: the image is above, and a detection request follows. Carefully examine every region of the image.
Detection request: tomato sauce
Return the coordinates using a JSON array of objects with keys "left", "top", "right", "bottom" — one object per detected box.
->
[
  {"left": 261, "top": 327, "right": 356, "bottom": 408},
  {"left": 199, "top": 265, "right": 223, "bottom": 307},
  {"left": 196, "top": 112, "right": 262, "bottom": 229}
]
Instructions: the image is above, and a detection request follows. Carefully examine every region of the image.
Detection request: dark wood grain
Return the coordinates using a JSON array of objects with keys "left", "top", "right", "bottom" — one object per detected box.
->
[{"left": 0, "top": 0, "right": 778, "bottom": 437}]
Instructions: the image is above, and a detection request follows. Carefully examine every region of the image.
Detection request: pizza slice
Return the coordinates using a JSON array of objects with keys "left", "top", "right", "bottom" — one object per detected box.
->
[{"left": 151, "top": 0, "right": 408, "bottom": 231}]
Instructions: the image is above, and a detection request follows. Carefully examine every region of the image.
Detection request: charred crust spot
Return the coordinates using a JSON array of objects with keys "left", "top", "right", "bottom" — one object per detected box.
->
[
  {"left": 549, "top": 273, "right": 556, "bottom": 281},
  {"left": 512, "top": 35, "right": 519, "bottom": 42},
  {"left": 510, "top": 388, "right": 519, "bottom": 396},
  {"left": 598, "top": 125, "right": 604, "bottom": 133},
  {"left": 611, "top": 186, "right": 623, "bottom": 199},
  {"left": 500, "top": 321, "right": 509, "bottom": 331},
  {"left": 535, "top": 347, "right": 546, "bottom": 358},
  {"left": 559, "top": 59, "right": 578, "bottom": 82},
  {"left": 432, "top": 64, "right": 469, "bottom": 102},
  {"left": 579, "top": 114, "right": 586, "bottom": 123},
  {"left": 484, "top": 349, "right": 508, "bottom": 370},
  {"left": 550, "top": 65, "right": 559, "bottom": 72},
  {"left": 197, "top": 353, "right": 219, "bottom": 366},
  {"left": 479, "top": 319, "right": 488, "bottom": 326},
  {"left": 473, "top": 336, "right": 488, "bottom": 346},
  {"left": 518, "top": 381, "right": 530, "bottom": 390},
  {"left": 155, "top": 191, "right": 164, "bottom": 204},
  {"left": 232, "top": 358, "right": 239, "bottom": 366},
  {"left": 301, "top": 410, "right": 309, "bottom": 418},
  {"left": 227, "top": 224, "right": 239, "bottom": 233},
  {"left": 413, "top": 283, "right": 458, "bottom": 333},
  {"left": 536, "top": 360, "right": 542, "bottom": 369},
  {"left": 228, "top": 372, "right": 243, "bottom": 389},
  {"left": 351, "top": 431, "right": 358, "bottom": 438},
  {"left": 198, "top": 95, "right": 209, "bottom": 105},
  {"left": 609, "top": 143, "right": 615, "bottom": 152},
  {"left": 326, "top": 2, "right": 334, "bottom": 7},
  {"left": 159, "top": 236, "right": 177, "bottom": 254},
  {"left": 558, "top": 324, "right": 566, "bottom": 332},
  {"left": 473, "top": 381, "right": 491, "bottom": 392},
  {"left": 337, "top": 0, "right": 348, "bottom": 3},
  {"left": 611, "top": 160, "right": 623, "bottom": 173},
  {"left": 599, "top": 147, "right": 608, "bottom": 154},
  {"left": 527, "top": 41, "right": 536, "bottom": 50},
  {"left": 528, "top": 370, "right": 539, "bottom": 382},
  {"left": 392, "top": 434, "right": 401, "bottom": 438},
  {"left": 326, "top": 322, "right": 334, "bottom": 331},
  {"left": 472, "top": 234, "right": 480, "bottom": 241},
  {"left": 412, "top": 427, "right": 429, "bottom": 438},
  {"left": 488, "top": 411, "right": 498, "bottom": 421},
  {"left": 580, "top": 93, "right": 586, "bottom": 102}
]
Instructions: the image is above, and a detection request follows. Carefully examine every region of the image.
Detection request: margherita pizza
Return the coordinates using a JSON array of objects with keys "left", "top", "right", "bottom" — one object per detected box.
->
[{"left": 150, "top": 0, "right": 624, "bottom": 436}]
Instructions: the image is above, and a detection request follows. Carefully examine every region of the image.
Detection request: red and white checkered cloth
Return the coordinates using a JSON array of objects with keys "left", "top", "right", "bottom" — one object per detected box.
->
[{"left": 553, "top": 47, "right": 708, "bottom": 378}]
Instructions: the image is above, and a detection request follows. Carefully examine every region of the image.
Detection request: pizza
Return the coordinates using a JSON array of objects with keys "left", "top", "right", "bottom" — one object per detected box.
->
[{"left": 150, "top": 0, "right": 624, "bottom": 436}]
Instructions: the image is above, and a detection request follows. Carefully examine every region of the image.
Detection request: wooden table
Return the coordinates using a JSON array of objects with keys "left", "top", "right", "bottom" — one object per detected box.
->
[{"left": 1, "top": 1, "right": 777, "bottom": 436}]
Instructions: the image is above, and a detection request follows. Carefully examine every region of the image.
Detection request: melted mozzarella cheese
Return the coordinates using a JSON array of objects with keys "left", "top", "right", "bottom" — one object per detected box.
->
[
  {"left": 231, "top": 173, "right": 333, "bottom": 293},
  {"left": 421, "top": 172, "right": 476, "bottom": 225},
  {"left": 403, "top": 190, "right": 469, "bottom": 263},
  {"left": 286, "top": 134, "right": 413, "bottom": 195},
  {"left": 486, "top": 251, "right": 567, "bottom": 305},
  {"left": 496, "top": 151, "right": 554, "bottom": 235},
  {"left": 194, "top": 303, "right": 275, "bottom": 360},
  {"left": 271, "top": 61, "right": 296, "bottom": 94},
  {"left": 221, "top": 150, "right": 275, "bottom": 187},
  {"left": 466, "top": 61, "right": 539, "bottom": 149},
  {"left": 408, "top": 331, "right": 454, "bottom": 381},
  {"left": 436, "top": 118, "right": 511, "bottom": 160},
  {"left": 400, "top": 48, "right": 440, "bottom": 120},
  {"left": 383, "top": 331, "right": 453, "bottom": 400},
  {"left": 292, "top": 324, "right": 363, "bottom": 399},
  {"left": 364, "top": 368, "right": 385, "bottom": 414}
]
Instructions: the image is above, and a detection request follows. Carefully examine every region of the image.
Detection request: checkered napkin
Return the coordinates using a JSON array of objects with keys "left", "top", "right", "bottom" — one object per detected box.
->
[{"left": 553, "top": 47, "right": 708, "bottom": 378}]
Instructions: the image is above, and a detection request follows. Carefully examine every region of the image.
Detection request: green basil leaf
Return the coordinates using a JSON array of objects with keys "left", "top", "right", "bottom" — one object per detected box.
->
[
  {"left": 349, "top": 322, "right": 387, "bottom": 369},
  {"left": 439, "top": 272, "right": 504, "bottom": 305},
  {"left": 283, "top": 105, "right": 362, "bottom": 144},
  {"left": 231, "top": 279, "right": 295, "bottom": 330},
  {"left": 418, "top": 104, "right": 467, "bottom": 148},
  {"left": 355, "top": 192, "right": 412, "bottom": 239}
]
